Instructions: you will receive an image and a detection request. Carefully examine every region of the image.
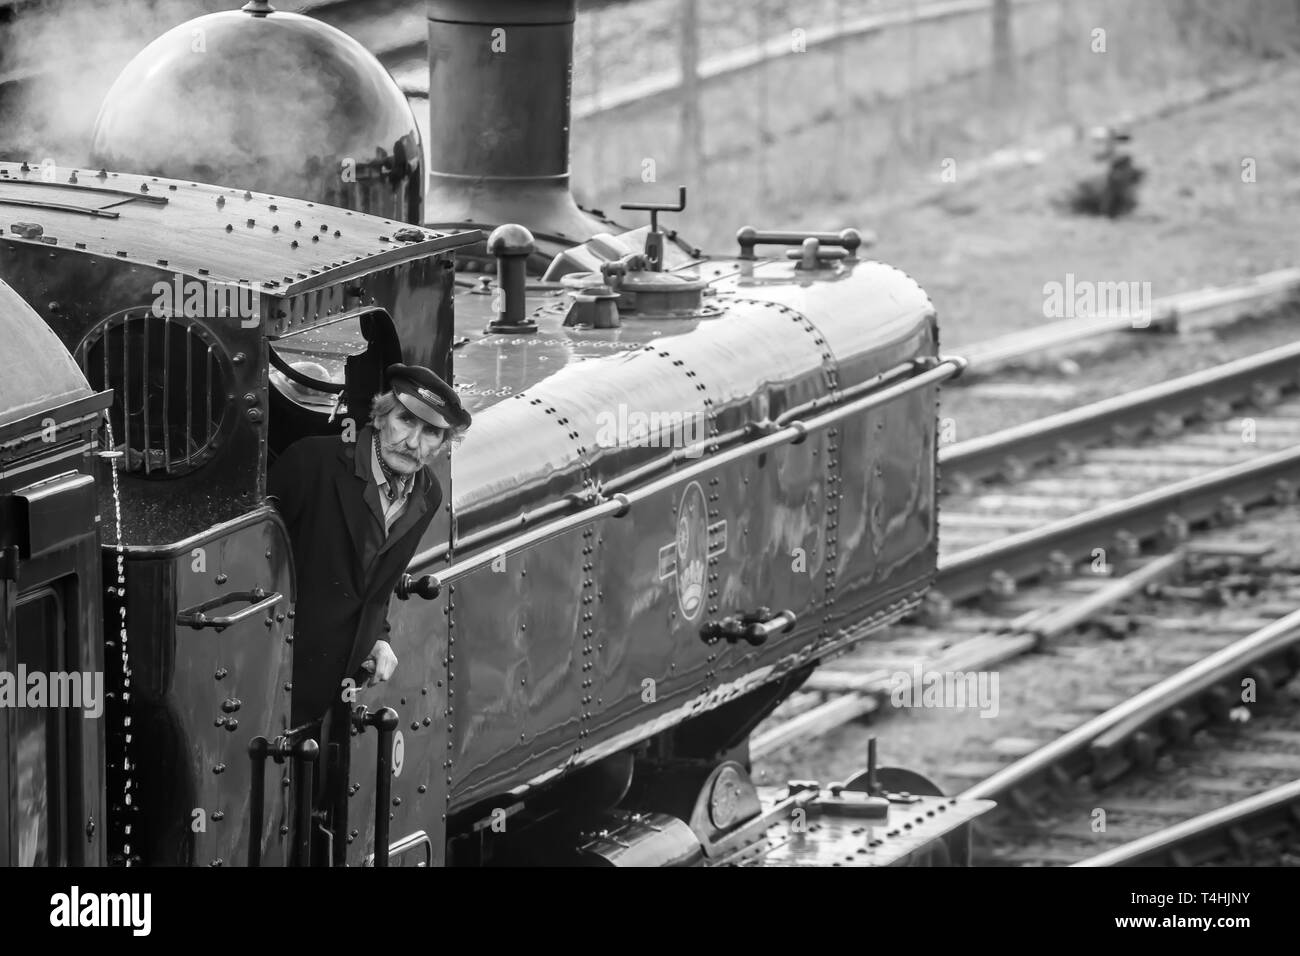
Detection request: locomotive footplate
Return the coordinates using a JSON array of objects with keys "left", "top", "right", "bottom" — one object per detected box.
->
[{"left": 710, "top": 786, "right": 994, "bottom": 867}]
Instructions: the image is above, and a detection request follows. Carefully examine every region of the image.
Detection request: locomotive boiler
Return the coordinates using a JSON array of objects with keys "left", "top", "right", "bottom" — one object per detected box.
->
[{"left": 0, "top": 0, "right": 991, "bottom": 867}]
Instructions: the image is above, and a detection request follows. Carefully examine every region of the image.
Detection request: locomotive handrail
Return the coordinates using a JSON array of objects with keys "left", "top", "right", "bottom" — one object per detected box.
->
[
  {"left": 247, "top": 733, "right": 318, "bottom": 867},
  {"left": 351, "top": 706, "right": 400, "bottom": 868},
  {"left": 113, "top": 505, "right": 290, "bottom": 557},
  {"left": 176, "top": 588, "right": 283, "bottom": 629},
  {"left": 602, "top": 355, "right": 926, "bottom": 495},
  {"left": 405, "top": 354, "right": 944, "bottom": 575},
  {"left": 398, "top": 354, "right": 966, "bottom": 599},
  {"left": 735, "top": 225, "right": 873, "bottom": 260},
  {"left": 268, "top": 344, "right": 346, "bottom": 392}
]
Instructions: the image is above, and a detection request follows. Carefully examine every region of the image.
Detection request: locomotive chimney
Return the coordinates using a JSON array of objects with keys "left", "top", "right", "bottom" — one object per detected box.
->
[{"left": 424, "top": 0, "right": 610, "bottom": 247}]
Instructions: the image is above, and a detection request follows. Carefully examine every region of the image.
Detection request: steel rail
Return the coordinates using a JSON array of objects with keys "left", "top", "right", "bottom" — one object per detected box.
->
[
  {"left": 1072, "top": 778, "right": 1300, "bottom": 867},
  {"left": 960, "top": 606, "right": 1300, "bottom": 804},
  {"left": 939, "top": 338, "right": 1300, "bottom": 492},
  {"left": 955, "top": 268, "right": 1300, "bottom": 380},
  {"left": 752, "top": 551, "right": 1188, "bottom": 760},
  {"left": 750, "top": 694, "right": 880, "bottom": 761},
  {"left": 936, "top": 443, "right": 1300, "bottom": 604}
]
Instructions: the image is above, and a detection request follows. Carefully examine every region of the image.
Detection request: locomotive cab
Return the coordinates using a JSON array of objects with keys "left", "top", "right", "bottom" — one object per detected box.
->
[
  {"left": 267, "top": 309, "right": 404, "bottom": 460},
  {"left": 0, "top": 162, "right": 479, "bottom": 865}
]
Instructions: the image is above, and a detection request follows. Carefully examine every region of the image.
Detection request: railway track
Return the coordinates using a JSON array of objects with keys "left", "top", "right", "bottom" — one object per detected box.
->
[
  {"left": 961, "top": 571, "right": 1300, "bottom": 866},
  {"left": 751, "top": 340, "right": 1300, "bottom": 759},
  {"left": 753, "top": 501, "right": 1300, "bottom": 866},
  {"left": 1073, "top": 778, "right": 1300, "bottom": 867},
  {"left": 952, "top": 269, "right": 1300, "bottom": 382},
  {"left": 936, "top": 339, "right": 1300, "bottom": 597}
]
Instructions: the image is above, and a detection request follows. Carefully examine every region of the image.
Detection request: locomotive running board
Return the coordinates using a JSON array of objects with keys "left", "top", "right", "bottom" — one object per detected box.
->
[
  {"left": 710, "top": 787, "right": 994, "bottom": 867},
  {"left": 574, "top": 786, "right": 994, "bottom": 867}
]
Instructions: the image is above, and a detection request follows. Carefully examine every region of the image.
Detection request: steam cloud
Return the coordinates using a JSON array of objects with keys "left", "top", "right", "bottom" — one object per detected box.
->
[{"left": 0, "top": 1, "right": 230, "bottom": 165}]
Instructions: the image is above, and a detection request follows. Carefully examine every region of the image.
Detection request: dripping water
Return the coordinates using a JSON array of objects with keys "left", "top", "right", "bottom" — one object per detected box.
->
[{"left": 98, "top": 415, "right": 134, "bottom": 866}]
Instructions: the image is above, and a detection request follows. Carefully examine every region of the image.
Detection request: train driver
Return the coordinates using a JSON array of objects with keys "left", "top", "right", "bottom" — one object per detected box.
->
[{"left": 268, "top": 363, "right": 471, "bottom": 726}]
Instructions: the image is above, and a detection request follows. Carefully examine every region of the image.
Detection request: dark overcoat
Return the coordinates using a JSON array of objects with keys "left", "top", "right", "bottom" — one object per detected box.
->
[{"left": 267, "top": 426, "right": 442, "bottom": 725}]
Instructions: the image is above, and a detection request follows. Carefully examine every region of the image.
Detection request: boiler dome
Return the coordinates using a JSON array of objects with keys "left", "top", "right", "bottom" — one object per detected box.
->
[{"left": 90, "top": 3, "right": 422, "bottom": 223}]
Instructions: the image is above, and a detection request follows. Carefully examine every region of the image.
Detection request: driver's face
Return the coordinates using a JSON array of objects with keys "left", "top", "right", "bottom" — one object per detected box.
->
[{"left": 377, "top": 406, "right": 445, "bottom": 474}]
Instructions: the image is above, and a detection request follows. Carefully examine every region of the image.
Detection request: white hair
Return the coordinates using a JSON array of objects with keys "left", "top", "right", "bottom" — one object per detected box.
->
[{"left": 369, "top": 389, "right": 468, "bottom": 448}]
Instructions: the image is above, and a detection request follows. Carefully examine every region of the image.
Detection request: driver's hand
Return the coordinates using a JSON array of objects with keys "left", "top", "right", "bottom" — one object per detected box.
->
[{"left": 361, "top": 640, "right": 398, "bottom": 686}]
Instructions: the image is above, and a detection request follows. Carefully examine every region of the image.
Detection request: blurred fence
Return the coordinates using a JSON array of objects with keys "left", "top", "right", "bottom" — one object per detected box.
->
[
  {"left": 1, "top": 0, "right": 1296, "bottom": 253},
  {"left": 569, "top": 0, "right": 1300, "bottom": 251}
]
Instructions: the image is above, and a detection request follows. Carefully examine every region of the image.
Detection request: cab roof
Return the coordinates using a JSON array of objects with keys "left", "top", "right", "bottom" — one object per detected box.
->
[{"left": 0, "top": 162, "right": 476, "bottom": 294}]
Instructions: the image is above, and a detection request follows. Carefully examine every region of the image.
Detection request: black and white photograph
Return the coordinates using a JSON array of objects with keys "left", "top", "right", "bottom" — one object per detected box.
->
[{"left": 0, "top": 0, "right": 1298, "bottom": 920}]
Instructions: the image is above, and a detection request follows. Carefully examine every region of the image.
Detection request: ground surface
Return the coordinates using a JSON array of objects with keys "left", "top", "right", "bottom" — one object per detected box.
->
[
  {"left": 943, "top": 300, "right": 1300, "bottom": 441},
  {"left": 866, "top": 64, "right": 1300, "bottom": 350}
]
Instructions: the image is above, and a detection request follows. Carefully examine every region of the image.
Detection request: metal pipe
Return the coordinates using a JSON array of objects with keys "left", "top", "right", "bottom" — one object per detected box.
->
[
  {"left": 402, "top": 356, "right": 963, "bottom": 588},
  {"left": 352, "top": 707, "right": 399, "bottom": 867},
  {"left": 142, "top": 313, "right": 150, "bottom": 474},
  {"left": 162, "top": 317, "right": 171, "bottom": 471},
  {"left": 293, "top": 738, "right": 319, "bottom": 867},
  {"left": 736, "top": 226, "right": 865, "bottom": 260},
  {"left": 185, "top": 325, "right": 193, "bottom": 462},
  {"left": 205, "top": 345, "right": 213, "bottom": 448},
  {"left": 101, "top": 333, "right": 109, "bottom": 429},
  {"left": 121, "top": 319, "right": 129, "bottom": 453},
  {"left": 415, "top": 355, "right": 939, "bottom": 566},
  {"left": 246, "top": 736, "right": 269, "bottom": 867},
  {"left": 372, "top": 709, "right": 397, "bottom": 868}
]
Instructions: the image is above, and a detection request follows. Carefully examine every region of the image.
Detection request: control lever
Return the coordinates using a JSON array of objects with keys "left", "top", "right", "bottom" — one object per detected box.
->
[
  {"left": 351, "top": 705, "right": 399, "bottom": 867},
  {"left": 700, "top": 607, "right": 797, "bottom": 646},
  {"left": 620, "top": 185, "right": 686, "bottom": 271}
]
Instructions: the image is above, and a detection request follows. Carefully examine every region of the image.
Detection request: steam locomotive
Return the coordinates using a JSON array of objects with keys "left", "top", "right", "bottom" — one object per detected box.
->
[{"left": 0, "top": 0, "right": 986, "bottom": 866}]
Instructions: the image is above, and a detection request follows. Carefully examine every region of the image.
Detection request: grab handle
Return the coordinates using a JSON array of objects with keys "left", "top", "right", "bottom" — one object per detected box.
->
[{"left": 178, "top": 588, "right": 283, "bottom": 630}]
